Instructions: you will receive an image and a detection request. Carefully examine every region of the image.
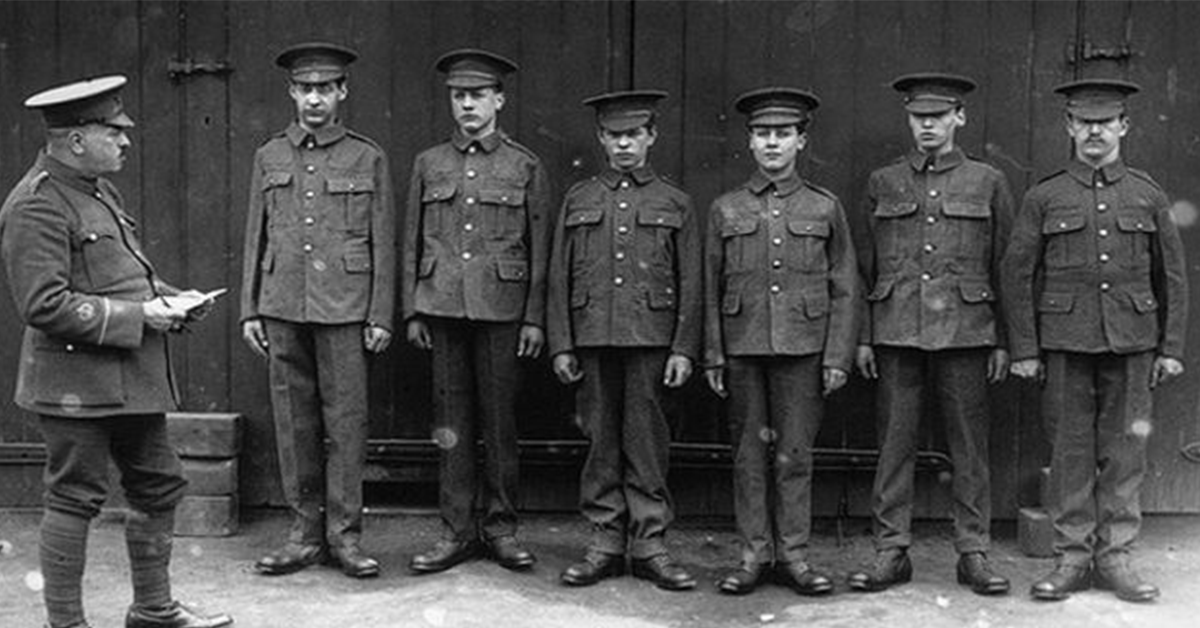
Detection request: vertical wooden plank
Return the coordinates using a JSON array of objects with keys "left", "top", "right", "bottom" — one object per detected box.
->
[
  {"left": 632, "top": 0, "right": 684, "bottom": 182},
  {"left": 1027, "top": 0, "right": 1078, "bottom": 179}
]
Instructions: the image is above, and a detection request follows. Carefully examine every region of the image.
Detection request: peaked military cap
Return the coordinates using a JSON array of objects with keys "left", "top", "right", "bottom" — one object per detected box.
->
[
  {"left": 582, "top": 90, "right": 668, "bottom": 132},
  {"left": 734, "top": 86, "right": 821, "bottom": 127},
  {"left": 892, "top": 72, "right": 977, "bottom": 114},
  {"left": 275, "top": 42, "right": 358, "bottom": 84},
  {"left": 1053, "top": 78, "right": 1140, "bottom": 119},
  {"left": 24, "top": 75, "right": 135, "bottom": 129},
  {"left": 435, "top": 48, "right": 518, "bottom": 89}
]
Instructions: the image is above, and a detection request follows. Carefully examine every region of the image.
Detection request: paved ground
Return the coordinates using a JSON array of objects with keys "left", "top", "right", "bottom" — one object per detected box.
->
[{"left": 2, "top": 509, "right": 1199, "bottom": 628}]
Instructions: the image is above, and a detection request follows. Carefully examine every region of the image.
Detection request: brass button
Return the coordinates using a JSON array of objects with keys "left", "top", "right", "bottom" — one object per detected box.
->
[
  {"left": 464, "top": 223, "right": 474, "bottom": 231},
  {"left": 461, "top": 251, "right": 472, "bottom": 260},
  {"left": 312, "top": 260, "right": 326, "bottom": 272},
  {"left": 1099, "top": 253, "right": 1110, "bottom": 263},
  {"left": 1099, "top": 228, "right": 1109, "bottom": 237},
  {"left": 618, "top": 201, "right": 629, "bottom": 209},
  {"left": 772, "top": 259, "right": 782, "bottom": 268},
  {"left": 1097, "top": 203, "right": 1108, "bottom": 211},
  {"left": 929, "top": 189, "right": 940, "bottom": 198},
  {"left": 306, "top": 165, "right": 316, "bottom": 173},
  {"left": 305, "top": 217, "right": 315, "bottom": 225},
  {"left": 923, "top": 243, "right": 935, "bottom": 253},
  {"left": 620, "top": 181, "right": 630, "bottom": 188},
  {"left": 465, "top": 197, "right": 476, "bottom": 205},
  {"left": 1100, "top": 282, "right": 1111, "bottom": 291},
  {"left": 772, "top": 237, "right": 783, "bottom": 246},
  {"left": 615, "top": 251, "right": 625, "bottom": 261},
  {"left": 618, "top": 226, "right": 629, "bottom": 234},
  {"left": 770, "top": 285, "right": 781, "bottom": 294},
  {"left": 466, "top": 170, "right": 477, "bottom": 179},
  {"left": 614, "top": 277, "right": 624, "bottom": 286},
  {"left": 926, "top": 215, "right": 936, "bottom": 224},
  {"left": 303, "top": 244, "right": 313, "bottom": 252},
  {"left": 921, "top": 272, "right": 932, "bottom": 281},
  {"left": 305, "top": 190, "right": 315, "bottom": 199}
]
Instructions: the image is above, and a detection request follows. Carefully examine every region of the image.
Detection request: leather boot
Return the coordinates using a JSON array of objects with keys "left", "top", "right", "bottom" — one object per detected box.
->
[
  {"left": 409, "top": 539, "right": 481, "bottom": 574},
  {"left": 487, "top": 536, "right": 536, "bottom": 570},
  {"left": 778, "top": 562, "right": 834, "bottom": 596},
  {"left": 956, "top": 552, "right": 1010, "bottom": 595},
  {"left": 254, "top": 542, "right": 326, "bottom": 576},
  {"left": 848, "top": 548, "right": 912, "bottom": 592},
  {"left": 1094, "top": 555, "right": 1159, "bottom": 603},
  {"left": 717, "top": 563, "right": 765, "bottom": 595},
  {"left": 631, "top": 553, "right": 697, "bottom": 591},
  {"left": 561, "top": 550, "right": 625, "bottom": 586},
  {"left": 1030, "top": 561, "right": 1091, "bottom": 601},
  {"left": 125, "top": 601, "right": 232, "bottom": 628},
  {"left": 328, "top": 544, "right": 380, "bottom": 578}
]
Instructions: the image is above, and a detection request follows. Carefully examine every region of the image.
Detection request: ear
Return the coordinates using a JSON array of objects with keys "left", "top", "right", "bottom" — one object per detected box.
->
[
  {"left": 337, "top": 82, "right": 349, "bottom": 101},
  {"left": 494, "top": 91, "right": 506, "bottom": 111},
  {"left": 953, "top": 107, "right": 967, "bottom": 128},
  {"left": 797, "top": 131, "right": 809, "bottom": 152},
  {"left": 1117, "top": 115, "right": 1130, "bottom": 137},
  {"left": 645, "top": 126, "right": 658, "bottom": 147},
  {"left": 69, "top": 130, "right": 87, "bottom": 155}
]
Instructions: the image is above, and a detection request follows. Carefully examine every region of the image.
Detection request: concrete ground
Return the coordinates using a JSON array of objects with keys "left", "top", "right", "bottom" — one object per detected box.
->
[{"left": 2, "top": 509, "right": 1199, "bottom": 628}]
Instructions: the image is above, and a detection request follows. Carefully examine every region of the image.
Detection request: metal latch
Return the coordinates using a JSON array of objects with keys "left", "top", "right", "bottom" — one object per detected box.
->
[
  {"left": 168, "top": 58, "right": 233, "bottom": 81},
  {"left": 1066, "top": 38, "right": 1136, "bottom": 65}
]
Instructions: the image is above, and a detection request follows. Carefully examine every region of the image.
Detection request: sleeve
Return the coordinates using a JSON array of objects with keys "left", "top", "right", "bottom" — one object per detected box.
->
[
  {"left": 702, "top": 199, "right": 726, "bottom": 369},
  {"left": 1152, "top": 191, "right": 1188, "bottom": 360},
  {"left": 522, "top": 157, "right": 555, "bottom": 329},
  {"left": 1, "top": 195, "right": 144, "bottom": 349},
  {"left": 999, "top": 188, "right": 1045, "bottom": 361},
  {"left": 368, "top": 148, "right": 396, "bottom": 331},
  {"left": 545, "top": 194, "right": 574, "bottom": 357},
  {"left": 238, "top": 151, "right": 267, "bottom": 324},
  {"left": 671, "top": 193, "right": 703, "bottom": 361},
  {"left": 853, "top": 173, "right": 880, "bottom": 346},
  {"left": 400, "top": 155, "right": 424, "bottom": 323},
  {"left": 989, "top": 170, "right": 1017, "bottom": 350},
  {"left": 824, "top": 198, "right": 861, "bottom": 372}
]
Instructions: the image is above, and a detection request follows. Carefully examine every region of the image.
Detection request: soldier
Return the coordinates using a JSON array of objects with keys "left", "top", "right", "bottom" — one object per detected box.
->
[
  {"left": 241, "top": 42, "right": 395, "bottom": 579},
  {"left": 548, "top": 91, "right": 701, "bottom": 591},
  {"left": 403, "top": 49, "right": 551, "bottom": 574},
  {"left": 0, "top": 76, "right": 231, "bottom": 628},
  {"left": 1002, "top": 79, "right": 1187, "bottom": 603},
  {"left": 704, "top": 87, "right": 858, "bottom": 596},
  {"left": 849, "top": 73, "right": 1014, "bottom": 595}
]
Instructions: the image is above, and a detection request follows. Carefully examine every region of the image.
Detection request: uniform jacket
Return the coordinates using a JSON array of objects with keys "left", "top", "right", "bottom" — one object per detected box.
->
[
  {"left": 704, "top": 171, "right": 859, "bottom": 371},
  {"left": 0, "top": 151, "right": 178, "bottom": 417},
  {"left": 547, "top": 166, "right": 702, "bottom": 359},
  {"left": 401, "top": 130, "right": 552, "bottom": 327},
  {"left": 856, "top": 148, "right": 1014, "bottom": 350},
  {"left": 240, "top": 122, "right": 395, "bottom": 330},
  {"left": 1001, "top": 159, "right": 1187, "bottom": 360}
]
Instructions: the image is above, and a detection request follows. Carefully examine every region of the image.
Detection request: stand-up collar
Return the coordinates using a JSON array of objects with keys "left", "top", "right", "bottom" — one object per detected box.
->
[
  {"left": 746, "top": 169, "right": 804, "bottom": 197},
  {"left": 1066, "top": 157, "right": 1127, "bottom": 186},
  {"left": 286, "top": 121, "right": 347, "bottom": 148},
  {"left": 599, "top": 165, "right": 657, "bottom": 189},
  {"left": 452, "top": 128, "right": 503, "bottom": 154},
  {"left": 908, "top": 146, "right": 965, "bottom": 173},
  {"left": 38, "top": 150, "right": 99, "bottom": 195}
]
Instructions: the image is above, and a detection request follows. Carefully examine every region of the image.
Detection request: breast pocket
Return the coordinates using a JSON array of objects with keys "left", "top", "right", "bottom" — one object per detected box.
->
[
  {"left": 942, "top": 200, "right": 991, "bottom": 261},
  {"left": 328, "top": 176, "right": 376, "bottom": 234},
  {"left": 564, "top": 208, "right": 605, "bottom": 268},
  {"left": 720, "top": 217, "right": 759, "bottom": 272},
  {"left": 873, "top": 201, "right": 919, "bottom": 262},
  {"left": 262, "top": 171, "right": 293, "bottom": 229},
  {"left": 787, "top": 219, "right": 831, "bottom": 273},
  {"left": 1041, "top": 209, "right": 1089, "bottom": 269},
  {"left": 479, "top": 187, "right": 527, "bottom": 242},
  {"left": 73, "top": 227, "right": 139, "bottom": 291},
  {"left": 1115, "top": 210, "right": 1157, "bottom": 270},
  {"left": 421, "top": 180, "right": 458, "bottom": 237},
  {"left": 636, "top": 207, "right": 683, "bottom": 272}
]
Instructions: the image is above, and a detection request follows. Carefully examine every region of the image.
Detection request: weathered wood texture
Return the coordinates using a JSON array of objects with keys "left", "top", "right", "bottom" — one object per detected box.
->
[{"left": 1, "top": 0, "right": 1198, "bottom": 515}]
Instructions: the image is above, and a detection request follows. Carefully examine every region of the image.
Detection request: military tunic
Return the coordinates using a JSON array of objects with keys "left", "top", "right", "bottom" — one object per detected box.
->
[
  {"left": 704, "top": 170, "right": 858, "bottom": 566},
  {"left": 0, "top": 151, "right": 186, "bottom": 518},
  {"left": 857, "top": 147, "right": 1014, "bottom": 554},
  {"left": 402, "top": 129, "right": 552, "bottom": 542},
  {"left": 1001, "top": 159, "right": 1187, "bottom": 564},
  {"left": 240, "top": 121, "right": 395, "bottom": 547},
  {"left": 547, "top": 166, "right": 701, "bottom": 559}
]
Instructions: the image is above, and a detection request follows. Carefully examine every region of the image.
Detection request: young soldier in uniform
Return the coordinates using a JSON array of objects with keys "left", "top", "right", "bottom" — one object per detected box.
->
[
  {"left": 0, "top": 75, "right": 231, "bottom": 628},
  {"left": 548, "top": 91, "right": 701, "bottom": 591},
  {"left": 705, "top": 87, "right": 858, "bottom": 596},
  {"left": 1002, "top": 79, "right": 1187, "bottom": 603},
  {"left": 403, "top": 49, "right": 552, "bottom": 574},
  {"left": 241, "top": 42, "right": 395, "bottom": 579},
  {"left": 849, "top": 73, "right": 1013, "bottom": 595}
]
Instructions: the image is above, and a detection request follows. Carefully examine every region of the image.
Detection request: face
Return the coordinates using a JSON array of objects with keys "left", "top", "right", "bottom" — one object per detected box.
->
[
  {"left": 1066, "top": 114, "right": 1127, "bottom": 165},
  {"left": 450, "top": 86, "right": 504, "bottom": 137},
  {"left": 598, "top": 125, "right": 656, "bottom": 171},
  {"left": 74, "top": 124, "right": 131, "bottom": 175},
  {"left": 748, "top": 125, "right": 805, "bottom": 176},
  {"left": 908, "top": 108, "right": 965, "bottom": 154},
  {"left": 289, "top": 80, "right": 346, "bottom": 130}
]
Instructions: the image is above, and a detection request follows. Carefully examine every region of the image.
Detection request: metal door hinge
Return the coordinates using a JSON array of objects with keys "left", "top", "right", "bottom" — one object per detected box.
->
[
  {"left": 1066, "top": 38, "right": 1136, "bottom": 65},
  {"left": 168, "top": 58, "right": 233, "bottom": 81}
]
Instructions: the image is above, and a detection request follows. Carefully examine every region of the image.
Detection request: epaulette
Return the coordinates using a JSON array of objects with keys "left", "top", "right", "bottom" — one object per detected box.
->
[
  {"left": 499, "top": 133, "right": 541, "bottom": 161},
  {"left": 1037, "top": 169, "right": 1067, "bottom": 184},
  {"left": 804, "top": 180, "right": 839, "bottom": 201},
  {"left": 1127, "top": 166, "right": 1165, "bottom": 191},
  {"left": 657, "top": 171, "right": 686, "bottom": 194},
  {"left": 346, "top": 129, "right": 384, "bottom": 153},
  {"left": 27, "top": 171, "right": 50, "bottom": 193},
  {"left": 564, "top": 177, "right": 595, "bottom": 198}
]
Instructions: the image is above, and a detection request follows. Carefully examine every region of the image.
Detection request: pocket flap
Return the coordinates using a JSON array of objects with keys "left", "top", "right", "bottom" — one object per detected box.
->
[
  {"left": 721, "top": 219, "right": 759, "bottom": 238},
  {"left": 637, "top": 207, "right": 683, "bottom": 229},
  {"left": 262, "top": 171, "right": 292, "bottom": 189},
  {"left": 804, "top": 289, "right": 830, "bottom": 318},
  {"left": 1129, "top": 290, "right": 1158, "bottom": 313},
  {"left": 958, "top": 281, "right": 996, "bottom": 303},
  {"left": 344, "top": 251, "right": 372, "bottom": 273},
  {"left": 496, "top": 259, "right": 529, "bottom": 281},
  {"left": 1038, "top": 292, "right": 1075, "bottom": 313},
  {"left": 565, "top": 209, "right": 604, "bottom": 227},
  {"left": 1042, "top": 212, "right": 1087, "bottom": 235},
  {"left": 570, "top": 289, "right": 589, "bottom": 308},
  {"left": 479, "top": 188, "right": 526, "bottom": 206},
  {"left": 646, "top": 286, "right": 677, "bottom": 310},
  {"left": 418, "top": 256, "right": 436, "bottom": 278},
  {"left": 867, "top": 276, "right": 896, "bottom": 302},
  {"left": 942, "top": 201, "right": 990, "bottom": 218},
  {"left": 327, "top": 177, "right": 375, "bottom": 194},
  {"left": 1116, "top": 212, "right": 1158, "bottom": 233},
  {"left": 875, "top": 202, "right": 918, "bottom": 218},
  {"left": 422, "top": 182, "right": 457, "bottom": 203},
  {"left": 788, "top": 219, "right": 830, "bottom": 238},
  {"left": 721, "top": 291, "right": 741, "bottom": 315}
]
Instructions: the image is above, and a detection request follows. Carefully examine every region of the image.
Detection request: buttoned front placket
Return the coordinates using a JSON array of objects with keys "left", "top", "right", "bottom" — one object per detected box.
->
[
  {"left": 299, "top": 134, "right": 327, "bottom": 319},
  {"left": 916, "top": 159, "right": 946, "bottom": 345},
  {"left": 1091, "top": 170, "right": 1119, "bottom": 294},
  {"left": 610, "top": 175, "right": 636, "bottom": 340},
  {"left": 765, "top": 185, "right": 789, "bottom": 343},
  {"left": 459, "top": 142, "right": 483, "bottom": 268}
]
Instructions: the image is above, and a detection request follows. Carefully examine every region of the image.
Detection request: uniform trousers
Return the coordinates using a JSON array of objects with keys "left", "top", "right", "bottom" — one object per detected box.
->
[
  {"left": 872, "top": 346, "right": 992, "bottom": 554},
  {"left": 428, "top": 317, "right": 522, "bottom": 541},
  {"left": 576, "top": 347, "right": 673, "bottom": 559},
  {"left": 1043, "top": 350, "right": 1154, "bottom": 566},
  {"left": 263, "top": 319, "right": 368, "bottom": 548},
  {"left": 727, "top": 354, "right": 824, "bottom": 566}
]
